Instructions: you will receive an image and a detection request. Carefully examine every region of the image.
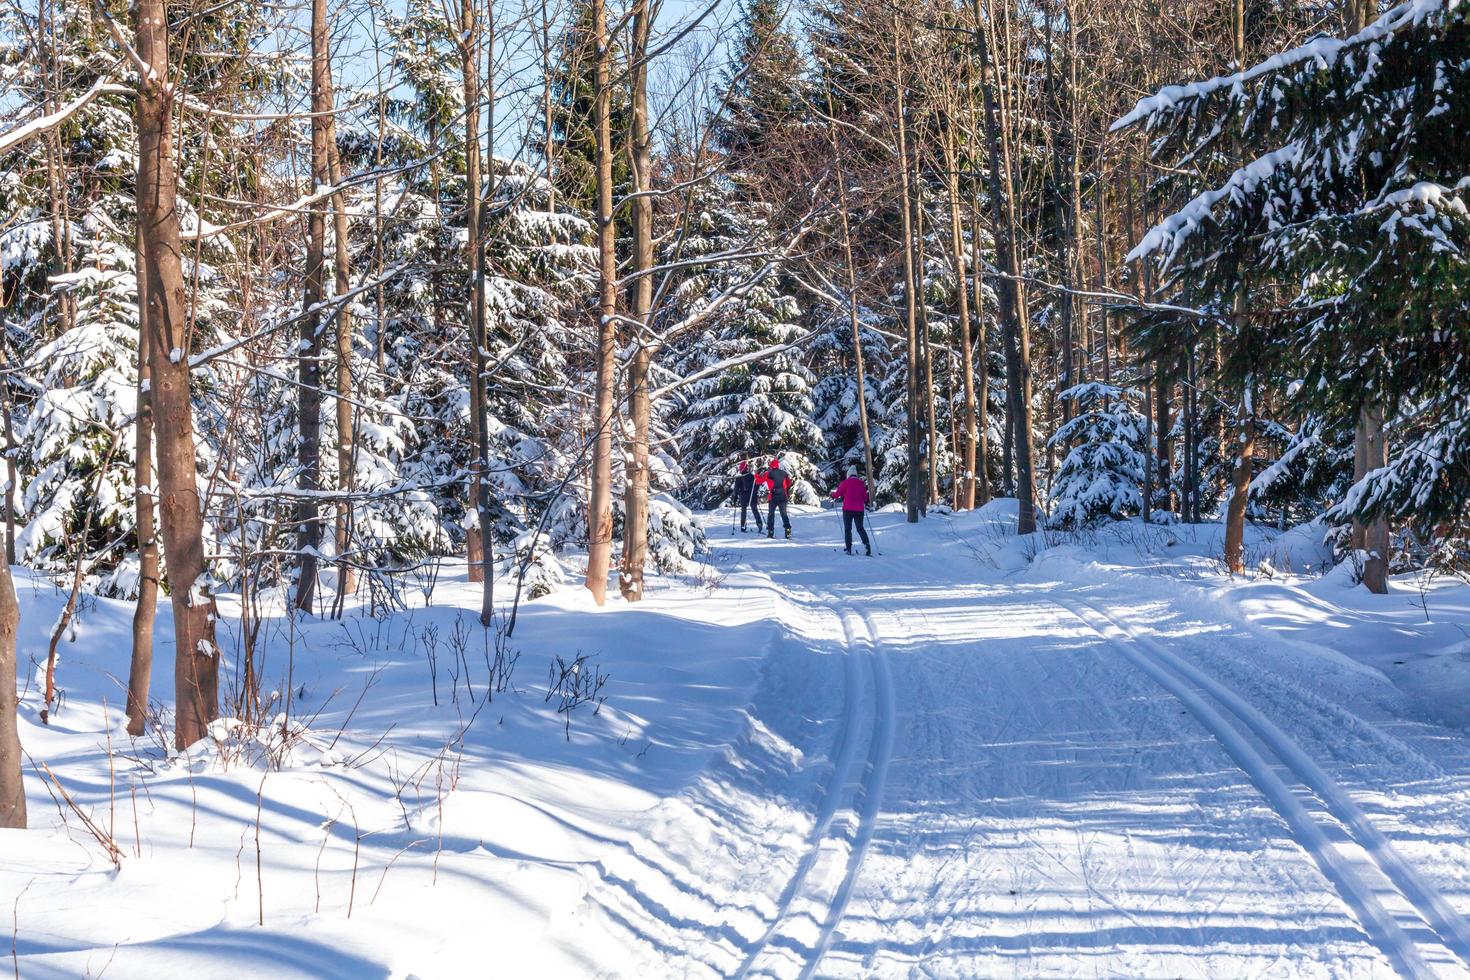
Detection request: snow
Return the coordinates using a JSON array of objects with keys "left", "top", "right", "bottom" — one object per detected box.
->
[{"left": 6, "top": 505, "right": 1470, "bottom": 976}]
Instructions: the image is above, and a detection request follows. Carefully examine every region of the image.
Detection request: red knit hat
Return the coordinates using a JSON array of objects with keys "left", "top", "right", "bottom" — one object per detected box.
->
[
  {"left": 770, "top": 458, "right": 781, "bottom": 468},
  {"left": 738, "top": 461, "right": 749, "bottom": 472}
]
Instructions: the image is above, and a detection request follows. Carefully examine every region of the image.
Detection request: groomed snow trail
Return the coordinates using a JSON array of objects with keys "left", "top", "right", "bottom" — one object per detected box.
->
[{"left": 587, "top": 506, "right": 1470, "bottom": 978}]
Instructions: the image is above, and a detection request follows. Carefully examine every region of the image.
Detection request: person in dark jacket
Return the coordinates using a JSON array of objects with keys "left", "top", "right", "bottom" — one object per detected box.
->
[
  {"left": 761, "top": 458, "right": 793, "bottom": 539},
  {"left": 734, "top": 461, "right": 763, "bottom": 532},
  {"left": 830, "top": 466, "right": 871, "bottom": 555}
]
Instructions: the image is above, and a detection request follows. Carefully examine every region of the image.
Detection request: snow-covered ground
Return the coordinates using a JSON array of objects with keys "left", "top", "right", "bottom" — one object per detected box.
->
[{"left": 5, "top": 503, "right": 1470, "bottom": 977}]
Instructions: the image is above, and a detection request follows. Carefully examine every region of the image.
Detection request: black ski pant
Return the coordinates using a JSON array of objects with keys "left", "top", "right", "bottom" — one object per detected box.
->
[
  {"left": 767, "top": 498, "right": 790, "bottom": 534},
  {"left": 842, "top": 510, "right": 870, "bottom": 552},
  {"left": 741, "top": 495, "right": 764, "bottom": 531}
]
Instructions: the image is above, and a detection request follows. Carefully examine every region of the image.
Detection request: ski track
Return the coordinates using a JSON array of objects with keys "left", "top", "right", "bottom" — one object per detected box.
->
[
  {"left": 735, "top": 591, "right": 894, "bottom": 978},
  {"left": 570, "top": 511, "right": 1470, "bottom": 977},
  {"left": 1057, "top": 595, "right": 1470, "bottom": 978}
]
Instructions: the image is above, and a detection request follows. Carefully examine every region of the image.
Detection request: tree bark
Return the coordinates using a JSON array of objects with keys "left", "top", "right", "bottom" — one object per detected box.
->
[
  {"left": 913, "top": 152, "right": 940, "bottom": 508},
  {"left": 619, "top": 0, "right": 654, "bottom": 602},
  {"left": 0, "top": 558, "right": 21, "bottom": 828},
  {"left": 1358, "top": 402, "right": 1389, "bottom": 593},
  {"left": 943, "top": 125, "right": 977, "bottom": 510},
  {"left": 135, "top": 0, "right": 220, "bottom": 749},
  {"left": 326, "top": 116, "right": 356, "bottom": 600},
  {"left": 127, "top": 238, "right": 158, "bottom": 737},
  {"left": 824, "top": 85, "right": 877, "bottom": 499},
  {"left": 583, "top": 0, "right": 617, "bottom": 604},
  {"left": 461, "top": 0, "right": 494, "bottom": 623},
  {"left": 894, "top": 20, "right": 922, "bottom": 524},
  {"left": 1224, "top": 396, "right": 1255, "bottom": 574},
  {"left": 965, "top": 86, "right": 991, "bottom": 506},
  {"left": 1343, "top": 0, "right": 1389, "bottom": 596},
  {"left": 0, "top": 304, "right": 17, "bottom": 565},
  {"left": 972, "top": 0, "right": 1036, "bottom": 532},
  {"left": 294, "top": 0, "right": 333, "bottom": 613}
]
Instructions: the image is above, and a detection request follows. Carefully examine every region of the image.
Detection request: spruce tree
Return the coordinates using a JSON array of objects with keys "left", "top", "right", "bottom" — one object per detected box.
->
[{"left": 1119, "top": 0, "right": 1470, "bottom": 557}]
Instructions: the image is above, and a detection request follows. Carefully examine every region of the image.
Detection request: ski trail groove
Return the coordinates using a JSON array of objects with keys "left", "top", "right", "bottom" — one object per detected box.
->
[
  {"left": 799, "top": 605, "right": 895, "bottom": 979},
  {"left": 734, "top": 595, "right": 891, "bottom": 978},
  {"left": 1056, "top": 596, "right": 1470, "bottom": 979}
]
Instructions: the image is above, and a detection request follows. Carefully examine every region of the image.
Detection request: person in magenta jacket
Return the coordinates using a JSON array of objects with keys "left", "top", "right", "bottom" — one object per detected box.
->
[{"left": 830, "top": 466, "right": 871, "bottom": 555}]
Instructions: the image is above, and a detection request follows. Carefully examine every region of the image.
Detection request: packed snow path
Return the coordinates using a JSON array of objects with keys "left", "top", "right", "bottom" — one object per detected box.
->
[{"left": 583, "top": 505, "right": 1470, "bottom": 978}]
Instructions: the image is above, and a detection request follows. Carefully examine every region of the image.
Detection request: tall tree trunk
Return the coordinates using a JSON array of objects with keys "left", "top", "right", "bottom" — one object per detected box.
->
[
  {"left": 0, "top": 270, "right": 19, "bottom": 818},
  {"left": 127, "top": 238, "right": 159, "bottom": 737},
  {"left": 294, "top": 0, "right": 333, "bottom": 613},
  {"left": 893, "top": 20, "right": 922, "bottom": 524},
  {"left": 1224, "top": 383, "right": 1255, "bottom": 574},
  {"left": 135, "top": 0, "right": 220, "bottom": 749},
  {"left": 0, "top": 303, "right": 17, "bottom": 565},
  {"left": 619, "top": 0, "right": 654, "bottom": 602},
  {"left": 1223, "top": 0, "right": 1252, "bottom": 569},
  {"left": 943, "top": 126, "right": 977, "bottom": 510},
  {"left": 972, "top": 0, "right": 1037, "bottom": 532},
  {"left": 0, "top": 558, "right": 21, "bottom": 828},
  {"left": 1142, "top": 371, "right": 1154, "bottom": 524},
  {"left": 965, "top": 88, "right": 992, "bottom": 506},
  {"left": 1050, "top": 7, "right": 1079, "bottom": 420},
  {"left": 913, "top": 161, "right": 940, "bottom": 508},
  {"left": 327, "top": 125, "right": 355, "bottom": 600},
  {"left": 1184, "top": 341, "right": 1199, "bottom": 523},
  {"left": 1342, "top": 0, "right": 1389, "bottom": 595},
  {"left": 541, "top": 0, "right": 557, "bottom": 215},
  {"left": 584, "top": 0, "right": 617, "bottom": 604},
  {"left": 1358, "top": 402, "right": 1389, "bottom": 592},
  {"left": 1094, "top": 160, "right": 1111, "bottom": 386},
  {"left": 825, "top": 86, "right": 877, "bottom": 496},
  {"left": 462, "top": 0, "right": 494, "bottom": 623}
]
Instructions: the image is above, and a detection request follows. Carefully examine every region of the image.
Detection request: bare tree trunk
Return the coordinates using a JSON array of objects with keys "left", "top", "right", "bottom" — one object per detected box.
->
[
  {"left": 1142, "top": 371, "right": 1154, "bottom": 524},
  {"left": 619, "top": 0, "right": 654, "bottom": 602},
  {"left": 0, "top": 558, "right": 21, "bottom": 828},
  {"left": 966, "top": 86, "right": 991, "bottom": 506},
  {"left": 1224, "top": 385, "right": 1255, "bottom": 574},
  {"left": 943, "top": 126, "right": 977, "bottom": 510},
  {"left": 326, "top": 124, "right": 356, "bottom": 599},
  {"left": 0, "top": 197, "right": 20, "bottom": 799},
  {"left": 1342, "top": 0, "right": 1389, "bottom": 596},
  {"left": 972, "top": 0, "right": 1036, "bottom": 532},
  {"left": 541, "top": 0, "right": 557, "bottom": 215},
  {"left": 1358, "top": 402, "right": 1389, "bottom": 592},
  {"left": 1223, "top": 0, "right": 1253, "bottom": 572},
  {"left": 894, "top": 20, "right": 922, "bottom": 523},
  {"left": 1094, "top": 158, "right": 1111, "bottom": 386},
  {"left": 824, "top": 87, "right": 877, "bottom": 497},
  {"left": 461, "top": 0, "right": 494, "bottom": 623},
  {"left": 913, "top": 156, "right": 940, "bottom": 507},
  {"left": 294, "top": 0, "right": 333, "bottom": 613},
  {"left": 584, "top": 0, "right": 617, "bottom": 604},
  {"left": 0, "top": 304, "right": 17, "bottom": 565},
  {"left": 134, "top": 0, "right": 220, "bottom": 749},
  {"left": 127, "top": 238, "right": 159, "bottom": 737}
]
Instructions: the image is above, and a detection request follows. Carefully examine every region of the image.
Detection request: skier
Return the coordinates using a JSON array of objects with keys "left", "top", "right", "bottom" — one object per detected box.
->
[
  {"left": 734, "top": 461, "right": 763, "bottom": 533},
  {"left": 761, "top": 458, "right": 793, "bottom": 539},
  {"left": 831, "top": 466, "right": 871, "bottom": 555}
]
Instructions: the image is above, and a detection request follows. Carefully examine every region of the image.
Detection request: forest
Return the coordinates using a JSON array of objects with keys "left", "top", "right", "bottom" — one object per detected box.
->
[{"left": 0, "top": 0, "right": 1466, "bottom": 850}]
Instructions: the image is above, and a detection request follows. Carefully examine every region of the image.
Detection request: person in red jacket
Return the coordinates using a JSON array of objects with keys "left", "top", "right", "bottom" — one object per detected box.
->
[
  {"left": 761, "top": 458, "right": 793, "bottom": 539},
  {"left": 830, "top": 466, "right": 871, "bottom": 555}
]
